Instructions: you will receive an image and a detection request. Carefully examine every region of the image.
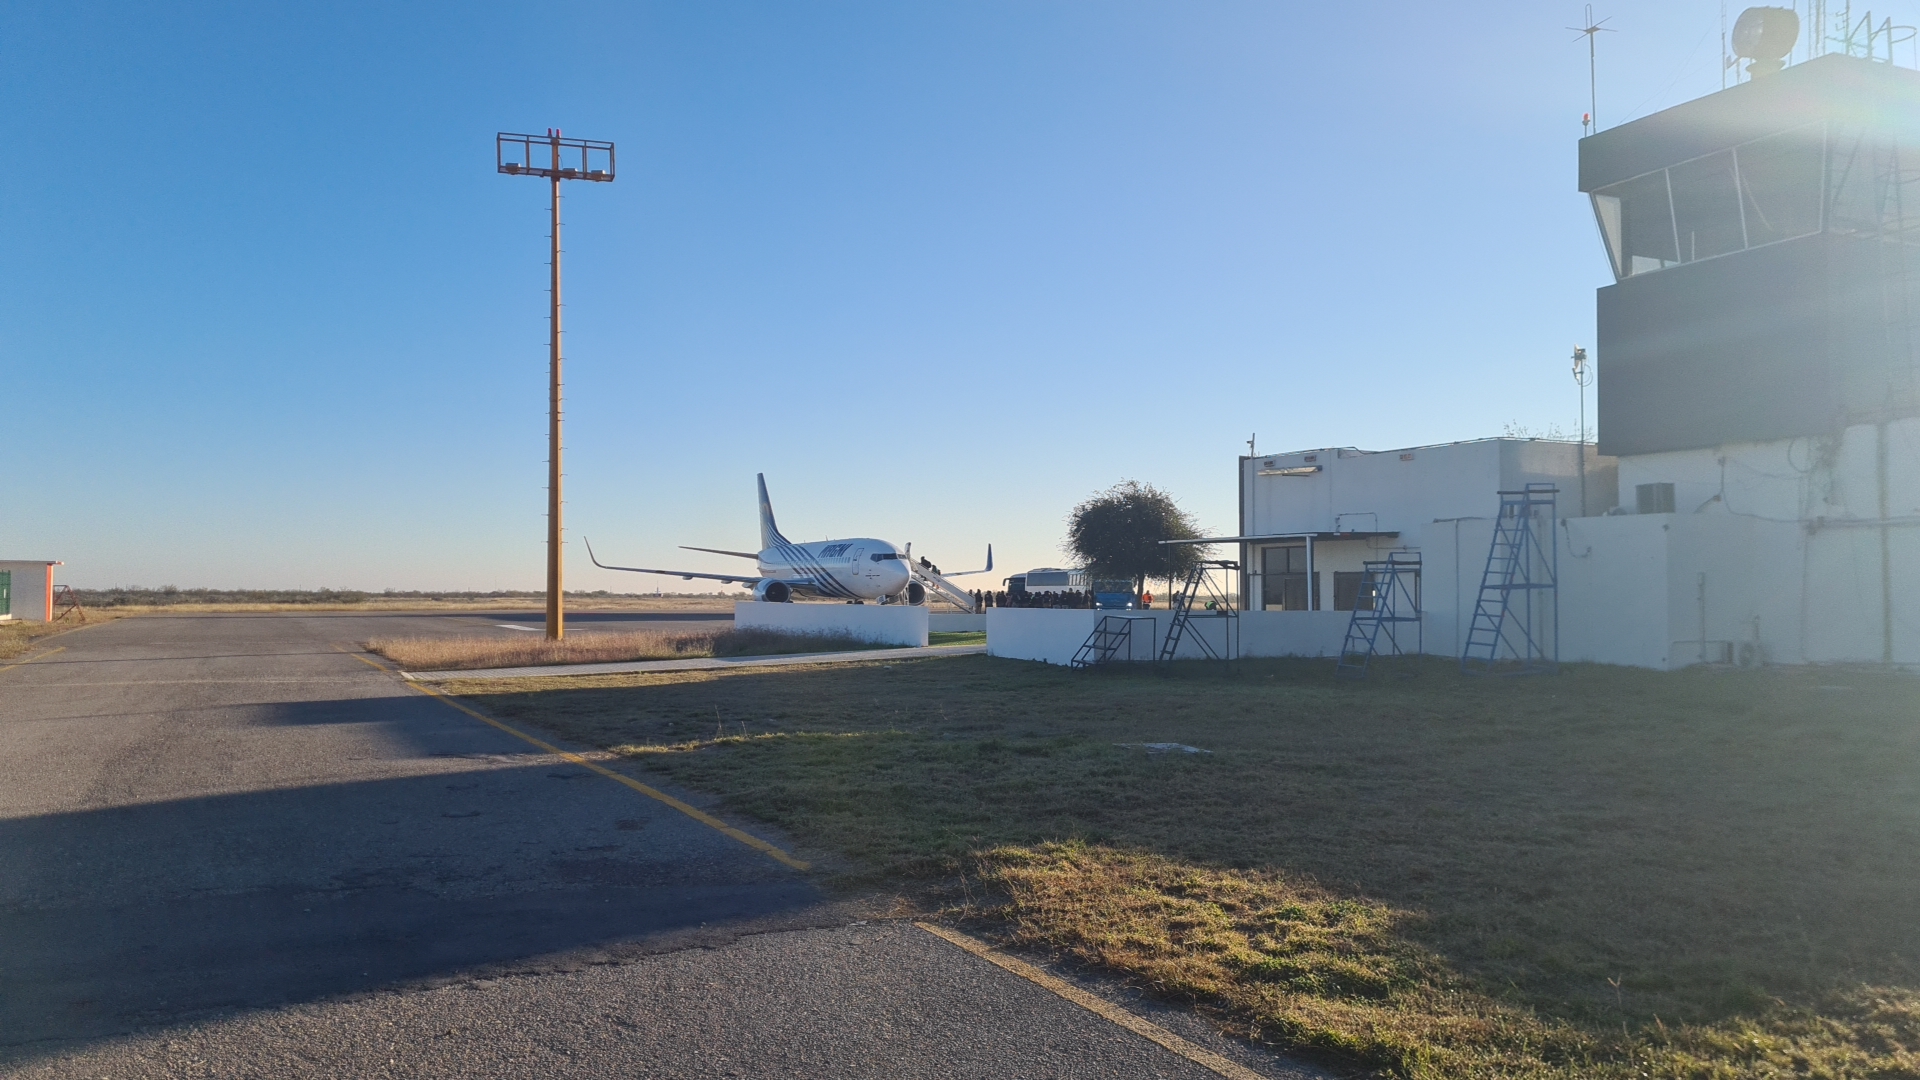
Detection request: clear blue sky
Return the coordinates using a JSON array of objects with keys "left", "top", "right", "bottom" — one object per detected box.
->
[{"left": 5, "top": 1, "right": 1907, "bottom": 590}]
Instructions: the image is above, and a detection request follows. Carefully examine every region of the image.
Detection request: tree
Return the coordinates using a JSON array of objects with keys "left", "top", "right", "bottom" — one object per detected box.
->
[{"left": 1065, "top": 480, "right": 1207, "bottom": 597}]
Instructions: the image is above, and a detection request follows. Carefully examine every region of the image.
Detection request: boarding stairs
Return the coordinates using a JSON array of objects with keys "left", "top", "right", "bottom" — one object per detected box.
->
[
  {"left": 1158, "top": 560, "right": 1240, "bottom": 661},
  {"left": 1460, "top": 484, "right": 1559, "bottom": 675},
  {"left": 910, "top": 561, "right": 980, "bottom": 613},
  {"left": 1334, "top": 552, "right": 1422, "bottom": 677},
  {"left": 1070, "top": 615, "right": 1152, "bottom": 668}
]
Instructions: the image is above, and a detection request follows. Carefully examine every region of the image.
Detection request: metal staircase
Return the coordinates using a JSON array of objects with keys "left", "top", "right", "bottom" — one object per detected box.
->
[
  {"left": 1461, "top": 485, "right": 1559, "bottom": 675},
  {"left": 1335, "top": 552, "right": 1422, "bottom": 677},
  {"left": 1159, "top": 560, "right": 1240, "bottom": 661},
  {"left": 1070, "top": 615, "right": 1154, "bottom": 668}
]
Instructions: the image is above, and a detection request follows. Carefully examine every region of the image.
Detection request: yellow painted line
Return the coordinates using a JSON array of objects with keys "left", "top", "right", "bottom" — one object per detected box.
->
[
  {"left": 0, "top": 646, "right": 66, "bottom": 677},
  {"left": 914, "top": 922, "right": 1267, "bottom": 1080},
  {"left": 345, "top": 650, "right": 394, "bottom": 673},
  {"left": 335, "top": 646, "right": 811, "bottom": 872}
]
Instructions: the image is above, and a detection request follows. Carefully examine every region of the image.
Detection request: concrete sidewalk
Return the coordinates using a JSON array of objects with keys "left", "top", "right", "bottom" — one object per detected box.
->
[{"left": 403, "top": 643, "right": 987, "bottom": 681}]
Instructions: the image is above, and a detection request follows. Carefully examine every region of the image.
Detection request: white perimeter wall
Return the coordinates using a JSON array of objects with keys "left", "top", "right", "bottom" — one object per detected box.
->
[
  {"left": 983, "top": 609, "right": 1348, "bottom": 663},
  {"left": 986, "top": 609, "right": 1164, "bottom": 664},
  {"left": 734, "top": 602, "right": 928, "bottom": 647}
]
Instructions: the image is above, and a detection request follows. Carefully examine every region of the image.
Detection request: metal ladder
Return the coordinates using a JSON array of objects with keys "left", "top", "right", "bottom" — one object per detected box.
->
[
  {"left": 1071, "top": 616, "right": 1147, "bottom": 668},
  {"left": 1159, "top": 560, "right": 1240, "bottom": 661},
  {"left": 1335, "top": 552, "right": 1422, "bottom": 677},
  {"left": 1461, "top": 485, "right": 1558, "bottom": 675}
]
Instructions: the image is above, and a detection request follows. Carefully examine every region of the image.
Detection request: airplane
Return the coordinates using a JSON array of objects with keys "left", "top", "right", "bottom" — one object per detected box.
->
[{"left": 585, "top": 474, "right": 993, "bottom": 612}]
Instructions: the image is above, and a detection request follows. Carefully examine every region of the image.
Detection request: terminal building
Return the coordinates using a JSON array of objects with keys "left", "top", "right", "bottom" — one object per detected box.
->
[
  {"left": 990, "top": 41, "right": 1920, "bottom": 669},
  {"left": 1224, "top": 49, "right": 1920, "bottom": 669}
]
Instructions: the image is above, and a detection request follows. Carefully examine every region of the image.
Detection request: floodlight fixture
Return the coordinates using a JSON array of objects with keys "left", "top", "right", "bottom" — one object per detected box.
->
[
  {"left": 497, "top": 129, "right": 616, "bottom": 641},
  {"left": 1733, "top": 7, "right": 1800, "bottom": 75}
]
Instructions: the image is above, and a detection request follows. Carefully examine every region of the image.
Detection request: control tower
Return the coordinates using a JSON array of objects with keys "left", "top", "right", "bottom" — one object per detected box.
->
[{"left": 1580, "top": 51, "right": 1920, "bottom": 455}]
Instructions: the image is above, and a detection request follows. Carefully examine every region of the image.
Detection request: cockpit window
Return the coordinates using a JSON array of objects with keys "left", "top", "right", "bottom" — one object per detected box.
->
[{"left": 871, "top": 552, "right": 902, "bottom": 561}]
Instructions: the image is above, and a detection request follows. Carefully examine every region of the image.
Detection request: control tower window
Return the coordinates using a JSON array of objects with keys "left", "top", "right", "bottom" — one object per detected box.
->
[
  {"left": 1670, "top": 150, "right": 1745, "bottom": 262},
  {"left": 1826, "top": 127, "right": 1920, "bottom": 243},
  {"left": 1592, "top": 123, "right": 1828, "bottom": 280},
  {"left": 1594, "top": 171, "right": 1678, "bottom": 277},
  {"left": 1737, "top": 128, "right": 1823, "bottom": 245}
]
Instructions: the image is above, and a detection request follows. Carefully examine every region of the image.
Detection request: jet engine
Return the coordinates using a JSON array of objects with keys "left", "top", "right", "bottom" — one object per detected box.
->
[
  {"left": 752, "top": 579, "right": 791, "bottom": 603},
  {"left": 901, "top": 581, "right": 926, "bottom": 605}
]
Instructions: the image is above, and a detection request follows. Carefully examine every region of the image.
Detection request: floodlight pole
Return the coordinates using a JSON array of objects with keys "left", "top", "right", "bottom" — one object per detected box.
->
[
  {"left": 547, "top": 149, "right": 564, "bottom": 640},
  {"left": 498, "top": 129, "right": 616, "bottom": 641}
]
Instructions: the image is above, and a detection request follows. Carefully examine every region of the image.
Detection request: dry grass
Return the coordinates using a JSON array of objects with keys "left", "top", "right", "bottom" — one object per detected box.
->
[
  {"left": 75, "top": 593, "right": 738, "bottom": 614},
  {"left": 0, "top": 612, "right": 129, "bottom": 659},
  {"left": 367, "top": 627, "right": 886, "bottom": 671},
  {"left": 974, "top": 844, "right": 1920, "bottom": 1078},
  {"left": 446, "top": 656, "right": 1920, "bottom": 1077}
]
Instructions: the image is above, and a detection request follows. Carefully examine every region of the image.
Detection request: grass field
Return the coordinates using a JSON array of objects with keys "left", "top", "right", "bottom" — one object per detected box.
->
[
  {"left": 367, "top": 626, "right": 897, "bottom": 671},
  {"left": 445, "top": 655, "right": 1920, "bottom": 1078}
]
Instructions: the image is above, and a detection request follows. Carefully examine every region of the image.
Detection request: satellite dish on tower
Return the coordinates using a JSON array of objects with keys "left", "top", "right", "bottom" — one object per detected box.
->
[{"left": 1733, "top": 6, "right": 1800, "bottom": 76}]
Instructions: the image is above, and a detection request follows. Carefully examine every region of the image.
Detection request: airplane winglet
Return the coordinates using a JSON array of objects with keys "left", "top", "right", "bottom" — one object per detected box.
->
[{"left": 942, "top": 543, "right": 996, "bottom": 578}]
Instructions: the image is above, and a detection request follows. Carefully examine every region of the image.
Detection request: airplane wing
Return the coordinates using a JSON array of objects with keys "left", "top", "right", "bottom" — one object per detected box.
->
[
  {"left": 680, "top": 545, "right": 760, "bottom": 560},
  {"left": 585, "top": 539, "right": 761, "bottom": 584}
]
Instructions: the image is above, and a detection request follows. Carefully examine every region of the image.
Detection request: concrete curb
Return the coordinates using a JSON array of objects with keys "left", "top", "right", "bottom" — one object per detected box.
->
[{"left": 402, "top": 643, "right": 988, "bottom": 681}]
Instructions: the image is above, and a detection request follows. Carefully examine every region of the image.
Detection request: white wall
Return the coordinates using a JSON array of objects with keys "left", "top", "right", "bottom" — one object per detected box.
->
[
  {"left": 1555, "top": 514, "right": 1672, "bottom": 669},
  {"left": 1611, "top": 419, "right": 1920, "bottom": 666},
  {"left": 1242, "top": 438, "right": 1607, "bottom": 541},
  {"left": 984, "top": 608, "right": 1354, "bottom": 663},
  {"left": 734, "top": 601, "right": 928, "bottom": 647},
  {"left": 1411, "top": 507, "right": 1920, "bottom": 670},
  {"left": 0, "top": 561, "right": 55, "bottom": 623},
  {"left": 1240, "top": 439, "right": 1612, "bottom": 615},
  {"left": 986, "top": 609, "right": 1163, "bottom": 664},
  {"left": 1239, "top": 611, "right": 1351, "bottom": 658}
]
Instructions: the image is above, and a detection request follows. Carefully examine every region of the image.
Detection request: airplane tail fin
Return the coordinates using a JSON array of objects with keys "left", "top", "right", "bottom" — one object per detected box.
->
[{"left": 757, "top": 473, "right": 789, "bottom": 549}]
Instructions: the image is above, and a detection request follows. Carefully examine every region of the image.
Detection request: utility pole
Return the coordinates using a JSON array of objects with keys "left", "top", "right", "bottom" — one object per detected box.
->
[
  {"left": 498, "top": 130, "right": 615, "bottom": 640},
  {"left": 1572, "top": 346, "right": 1593, "bottom": 515}
]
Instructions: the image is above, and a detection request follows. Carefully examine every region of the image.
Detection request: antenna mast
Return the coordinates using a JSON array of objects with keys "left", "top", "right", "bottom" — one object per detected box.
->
[{"left": 1569, "top": 6, "right": 1614, "bottom": 133}]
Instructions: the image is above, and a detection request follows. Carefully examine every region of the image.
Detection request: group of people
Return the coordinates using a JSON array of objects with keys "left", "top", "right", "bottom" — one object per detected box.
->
[
  {"left": 972, "top": 589, "right": 1150, "bottom": 609},
  {"left": 975, "top": 589, "right": 1094, "bottom": 608}
]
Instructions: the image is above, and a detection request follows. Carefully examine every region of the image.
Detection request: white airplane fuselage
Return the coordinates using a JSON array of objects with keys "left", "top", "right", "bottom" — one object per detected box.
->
[{"left": 757, "top": 537, "right": 912, "bottom": 601}]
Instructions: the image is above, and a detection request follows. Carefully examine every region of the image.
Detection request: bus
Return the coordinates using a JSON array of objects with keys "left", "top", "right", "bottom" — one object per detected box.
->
[{"left": 1005, "top": 568, "right": 1088, "bottom": 595}]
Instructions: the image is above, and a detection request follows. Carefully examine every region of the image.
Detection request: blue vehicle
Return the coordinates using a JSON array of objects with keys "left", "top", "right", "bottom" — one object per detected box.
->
[{"left": 1091, "top": 579, "right": 1139, "bottom": 610}]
